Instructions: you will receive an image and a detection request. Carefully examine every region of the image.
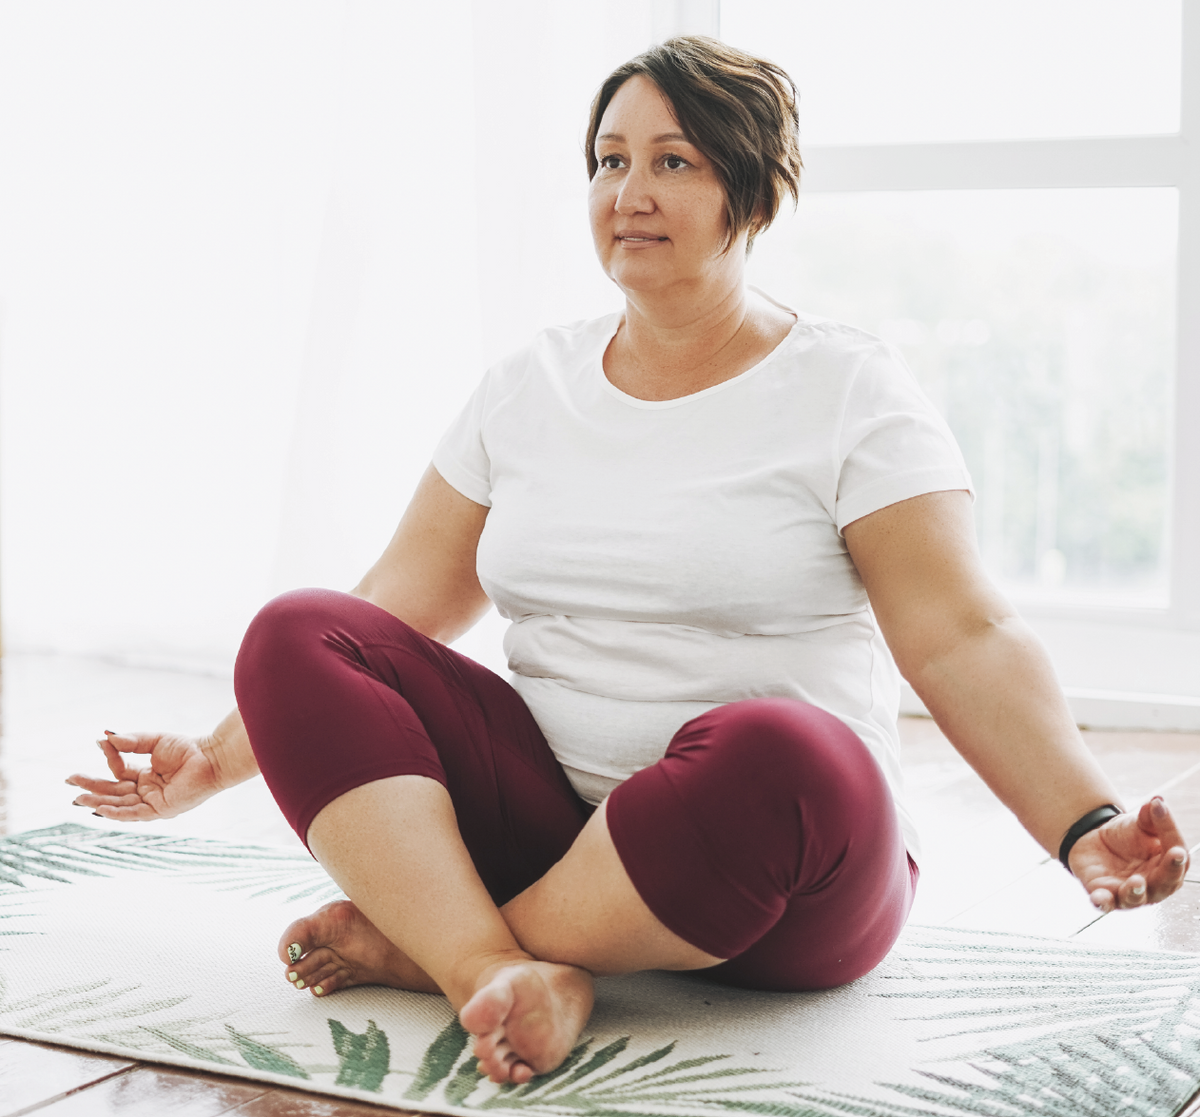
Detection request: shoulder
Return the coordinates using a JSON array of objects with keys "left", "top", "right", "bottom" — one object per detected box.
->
[
  {"left": 489, "top": 311, "right": 624, "bottom": 386},
  {"left": 794, "top": 314, "right": 891, "bottom": 367},
  {"left": 463, "top": 311, "right": 619, "bottom": 417},
  {"left": 767, "top": 315, "right": 912, "bottom": 405},
  {"left": 751, "top": 290, "right": 894, "bottom": 375}
]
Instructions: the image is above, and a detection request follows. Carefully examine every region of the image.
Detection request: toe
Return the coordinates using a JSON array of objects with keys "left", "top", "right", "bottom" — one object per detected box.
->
[
  {"left": 479, "top": 1039, "right": 517, "bottom": 1084},
  {"left": 461, "top": 978, "right": 514, "bottom": 1039},
  {"left": 471, "top": 1028, "right": 503, "bottom": 1066},
  {"left": 306, "top": 960, "right": 351, "bottom": 993},
  {"left": 278, "top": 928, "right": 308, "bottom": 965},
  {"left": 509, "top": 1059, "right": 534, "bottom": 1084},
  {"left": 289, "top": 945, "right": 337, "bottom": 976}
]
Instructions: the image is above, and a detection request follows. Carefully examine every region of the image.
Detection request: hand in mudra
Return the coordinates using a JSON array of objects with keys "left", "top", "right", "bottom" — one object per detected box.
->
[
  {"left": 66, "top": 731, "right": 223, "bottom": 821},
  {"left": 1069, "top": 797, "right": 1190, "bottom": 913}
]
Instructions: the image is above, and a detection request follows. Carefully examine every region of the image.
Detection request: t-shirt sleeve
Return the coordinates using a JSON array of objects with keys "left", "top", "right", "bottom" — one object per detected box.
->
[
  {"left": 431, "top": 375, "right": 493, "bottom": 508},
  {"left": 834, "top": 342, "right": 974, "bottom": 533}
]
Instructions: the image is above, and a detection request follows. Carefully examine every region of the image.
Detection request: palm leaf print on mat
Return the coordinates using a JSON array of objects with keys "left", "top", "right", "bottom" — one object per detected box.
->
[
  {"left": 401, "top": 1017, "right": 809, "bottom": 1113},
  {"left": 882, "top": 927, "right": 1200, "bottom": 1045},
  {"left": 4, "top": 829, "right": 1200, "bottom": 1116},
  {"left": 225, "top": 1023, "right": 312, "bottom": 1079},
  {"left": 329, "top": 1018, "right": 391, "bottom": 1091},
  {"left": 0, "top": 975, "right": 322, "bottom": 1078},
  {"left": 809, "top": 928, "right": 1200, "bottom": 1117},
  {"left": 0, "top": 823, "right": 342, "bottom": 903},
  {"left": 792, "top": 1010, "right": 1200, "bottom": 1117},
  {"left": 0, "top": 893, "right": 40, "bottom": 948},
  {"left": 386, "top": 932, "right": 1200, "bottom": 1117}
]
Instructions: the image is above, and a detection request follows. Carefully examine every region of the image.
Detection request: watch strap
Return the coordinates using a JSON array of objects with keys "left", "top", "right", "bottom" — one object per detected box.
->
[{"left": 1058, "top": 804, "right": 1122, "bottom": 872}]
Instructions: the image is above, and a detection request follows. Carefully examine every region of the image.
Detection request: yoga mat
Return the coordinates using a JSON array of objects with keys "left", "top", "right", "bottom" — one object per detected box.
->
[{"left": 2, "top": 823, "right": 1199, "bottom": 1116}]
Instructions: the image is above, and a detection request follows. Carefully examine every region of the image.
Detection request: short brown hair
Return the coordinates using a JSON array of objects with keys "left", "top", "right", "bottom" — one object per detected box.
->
[{"left": 585, "top": 36, "right": 802, "bottom": 252}]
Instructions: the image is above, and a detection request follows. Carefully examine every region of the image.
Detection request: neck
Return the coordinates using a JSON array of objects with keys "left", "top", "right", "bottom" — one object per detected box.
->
[
  {"left": 603, "top": 272, "right": 795, "bottom": 403},
  {"left": 619, "top": 278, "right": 750, "bottom": 373}
]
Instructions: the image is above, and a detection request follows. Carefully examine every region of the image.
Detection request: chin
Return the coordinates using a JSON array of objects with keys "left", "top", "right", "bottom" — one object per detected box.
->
[{"left": 608, "top": 265, "right": 679, "bottom": 294}]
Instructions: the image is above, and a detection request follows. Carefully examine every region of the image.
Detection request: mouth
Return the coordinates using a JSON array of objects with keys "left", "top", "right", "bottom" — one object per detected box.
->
[{"left": 616, "top": 234, "right": 668, "bottom": 244}]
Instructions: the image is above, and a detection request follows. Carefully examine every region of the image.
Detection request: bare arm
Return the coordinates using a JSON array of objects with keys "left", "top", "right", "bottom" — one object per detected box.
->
[
  {"left": 843, "top": 489, "right": 1187, "bottom": 908},
  {"left": 350, "top": 464, "right": 491, "bottom": 642},
  {"left": 71, "top": 466, "right": 490, "bottom": 817}
]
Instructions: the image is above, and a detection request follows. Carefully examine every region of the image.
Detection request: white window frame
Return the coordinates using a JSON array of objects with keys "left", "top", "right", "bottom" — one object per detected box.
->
[
  {"left": 794, "top": 20, "right": 1200, "bottom": 636},
  {"left": 702, "top": 3, "right": 1200, "bottom": 724}
]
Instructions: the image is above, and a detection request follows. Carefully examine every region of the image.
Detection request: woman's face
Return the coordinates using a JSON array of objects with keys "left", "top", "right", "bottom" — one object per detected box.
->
[{"left": 588, "top": 75, "right": 741, "bottom": 299}]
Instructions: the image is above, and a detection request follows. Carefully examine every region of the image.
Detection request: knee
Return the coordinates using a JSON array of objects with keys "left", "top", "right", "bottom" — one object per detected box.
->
[
  {"left": 675, "top": 699, "right": 886, "bottom": 812},
  {"left": 235, "top": 588, "right": 353, "bottom": 683}
]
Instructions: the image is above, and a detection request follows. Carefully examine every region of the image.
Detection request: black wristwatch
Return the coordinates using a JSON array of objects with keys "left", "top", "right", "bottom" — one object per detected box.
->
[{"left": 1058, "top": 804, "right": 1123, "bottom": 872}]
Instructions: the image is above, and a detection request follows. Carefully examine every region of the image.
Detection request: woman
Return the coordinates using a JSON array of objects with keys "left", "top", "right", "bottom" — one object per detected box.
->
[{"left": 68, "top": 36, "right": 1188, "bottom": 1088}]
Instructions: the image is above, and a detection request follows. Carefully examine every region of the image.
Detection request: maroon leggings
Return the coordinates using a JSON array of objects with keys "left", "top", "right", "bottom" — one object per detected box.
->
[{"left": 234, "top": 588, "right": 917, "bottom": 992}]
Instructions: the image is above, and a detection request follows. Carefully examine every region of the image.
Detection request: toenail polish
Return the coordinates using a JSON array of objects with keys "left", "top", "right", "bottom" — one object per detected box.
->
[
  {"left": 287, "top": 971, "right": 297, "bottom": 982},
  {"left": 287, "top": 943, "right": 302, "bottom": 963},
  {"left": 314, "top": 986, "right": 324, "bottom": 996},
  {"left": 295, "top": 979, "right": 305, "bottom": 989}
]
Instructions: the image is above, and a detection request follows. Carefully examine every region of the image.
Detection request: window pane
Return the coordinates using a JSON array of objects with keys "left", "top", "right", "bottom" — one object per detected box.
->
[
  {"left": 747, "top": 188, "right": 1177, "bottom": 605},
  {"left": 721, "top": 1, "right": 1181, "bottom": 144}
]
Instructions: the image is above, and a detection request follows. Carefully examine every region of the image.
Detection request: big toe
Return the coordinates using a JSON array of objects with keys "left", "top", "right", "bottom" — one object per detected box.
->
[
  {"left": 460, "top": 974, "right": 516, "bottom": 1039},
  {"left": 277, "top": 919, "right": 315, "bottom": 965},
  {"left": 277, "top": 900, "right": 354, "bottom": 963}
]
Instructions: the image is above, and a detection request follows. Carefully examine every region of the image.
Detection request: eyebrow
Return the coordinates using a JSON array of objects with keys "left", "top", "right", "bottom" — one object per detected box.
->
[{"left": 596, "top": 131, "right": 690, "bottom": 144}]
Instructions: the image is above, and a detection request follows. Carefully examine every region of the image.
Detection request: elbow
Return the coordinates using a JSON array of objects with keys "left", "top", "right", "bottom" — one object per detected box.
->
[{"left": 889, "top": 605, "right": 1024, "bottom": 691}]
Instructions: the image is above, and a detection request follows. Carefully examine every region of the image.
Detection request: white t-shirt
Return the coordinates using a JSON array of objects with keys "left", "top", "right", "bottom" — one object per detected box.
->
[{"left": 433, "top": 299, "right": 974, "bottom": 859}]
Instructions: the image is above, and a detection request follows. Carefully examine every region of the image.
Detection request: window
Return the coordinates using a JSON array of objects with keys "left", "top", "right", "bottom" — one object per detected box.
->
[{"left": 723, "top": 1, "right": 1200, "bottom": 719}]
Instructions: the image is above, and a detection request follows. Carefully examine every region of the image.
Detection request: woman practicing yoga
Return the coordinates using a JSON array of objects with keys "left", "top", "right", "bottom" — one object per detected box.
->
[{"left": 68, "top": 36, "right": 1189, "bottom": 1089}]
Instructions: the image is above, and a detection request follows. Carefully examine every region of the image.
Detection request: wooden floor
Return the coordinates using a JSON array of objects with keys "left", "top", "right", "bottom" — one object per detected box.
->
[{"left": 2, "top": 652, "right": 1200, "bottom": 1115}]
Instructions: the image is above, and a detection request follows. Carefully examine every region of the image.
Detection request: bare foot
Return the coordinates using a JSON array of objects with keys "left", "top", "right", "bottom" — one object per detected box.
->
[
  {"left": 277, "top": 900, "right": 440, "bottom": 997},
  {"left": 459, "top": 960, "right": 594, "bottom": 1084}
]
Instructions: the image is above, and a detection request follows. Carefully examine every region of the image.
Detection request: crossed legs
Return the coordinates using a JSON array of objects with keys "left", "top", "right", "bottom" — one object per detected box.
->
[
  {"left": 235, "top": 589, "right": 915, "bottom": 1083},
  {"left": 287, "top": 780, "right": 721, "bottom": 1082}
]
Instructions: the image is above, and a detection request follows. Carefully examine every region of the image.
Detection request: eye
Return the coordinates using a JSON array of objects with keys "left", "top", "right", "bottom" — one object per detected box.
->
[
  {"left": 663, "top": 153, "right": 690, "bottom": 170},
  {"left": 598, "top": 154, "right": 626, "bottom": 171}
]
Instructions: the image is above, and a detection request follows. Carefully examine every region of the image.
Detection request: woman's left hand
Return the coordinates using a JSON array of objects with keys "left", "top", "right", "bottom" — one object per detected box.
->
[{"left": 1068, "top": 797, "right": 1190, "bottom": 912}]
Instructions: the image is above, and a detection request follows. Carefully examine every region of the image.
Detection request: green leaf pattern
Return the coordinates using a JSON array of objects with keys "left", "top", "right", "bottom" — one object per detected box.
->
[
  {"left": 329, "top": 1017, "right": 391, "bottom": 1091},
  {"left": 225, "top": 1023, "right": 312, "bottom": 1079},
  {"left": 3, "top": 825, "right": 1200, "bottom": 1115},
  {"left": 0, "top": 822, "right": 342, "bottom": 904}
]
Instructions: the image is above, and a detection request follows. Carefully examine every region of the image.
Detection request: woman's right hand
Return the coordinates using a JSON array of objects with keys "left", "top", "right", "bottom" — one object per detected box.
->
[{"left": 66, "top": 731, "right": 225, "bottom": 821}]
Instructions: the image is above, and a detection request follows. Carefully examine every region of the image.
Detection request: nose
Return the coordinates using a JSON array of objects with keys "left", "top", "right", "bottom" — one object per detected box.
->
[{"left": 614, "top": 162, "right": 655, "bottom": 216}]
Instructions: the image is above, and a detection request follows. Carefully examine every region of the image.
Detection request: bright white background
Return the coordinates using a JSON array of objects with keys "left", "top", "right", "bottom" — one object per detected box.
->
[
  {"left": 0, "top": 1, "right": 1196, "bottom": 723},
  {"left": 0, "top": 0, "right": 652, "bottom": 672}
]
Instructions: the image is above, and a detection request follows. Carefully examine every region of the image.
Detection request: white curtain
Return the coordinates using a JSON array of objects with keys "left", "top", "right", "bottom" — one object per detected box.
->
[{"left": 0, "top": 0, "right": 687, "bottom": 674}]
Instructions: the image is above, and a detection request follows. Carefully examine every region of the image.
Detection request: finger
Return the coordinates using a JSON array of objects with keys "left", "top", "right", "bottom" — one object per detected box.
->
[
  {"left": 1142, "top": 796, "right": 1188, "bottom": 852},
  {"left": 1088, "top": 886, "right": 1116, "bottom": 913},
  {"left": 100, "top": 731, "right": 159, "bottom": 756},
  {"left": 99, "top": 738, "right": 135, "bottom": 781},
  {"left": 66, "top": 775, "right": 139, "bottom": 796},
  {"left": 74, "top": 791, "right": 145, "bottom": 809},
  {"left": 1146, "top": 845, "right": 1190, "bottom": 903},
  {"left": 1116, "top": 874, "right": 1148, "bottom": 909},
  {"left": 91, "top": 802, "right": 161, "bottom": 821}
]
